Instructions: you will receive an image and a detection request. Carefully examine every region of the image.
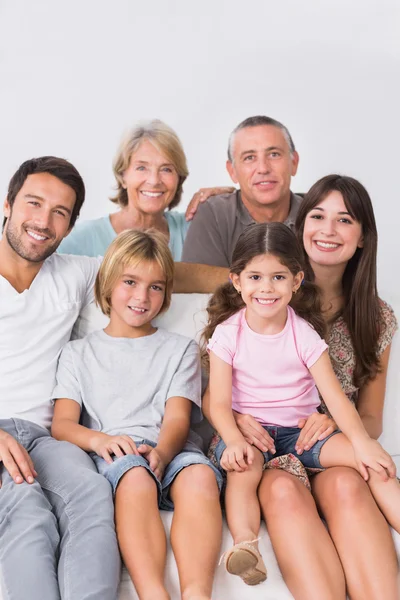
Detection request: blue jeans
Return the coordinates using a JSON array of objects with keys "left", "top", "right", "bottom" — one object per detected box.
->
[
  {"left": 0, "top": 419, "right": 120, "bottom": 600},
  {"left": 215, "top": 425, "right": 339, "bottom": 469},
  {"left": 92, "top": 438, "right": 223, "bottom": 510}
]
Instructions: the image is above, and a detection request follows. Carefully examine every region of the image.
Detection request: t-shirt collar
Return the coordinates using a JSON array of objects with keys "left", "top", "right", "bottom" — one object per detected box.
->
[{"left": 237, "top": 190, "right": 300, "bottom": 230}]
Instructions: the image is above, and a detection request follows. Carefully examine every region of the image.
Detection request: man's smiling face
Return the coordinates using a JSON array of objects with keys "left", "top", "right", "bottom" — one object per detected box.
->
[
  {"left": 227, "top": 124, "right": 299, "bottom": 211},
  {"left": 3, "top": 172, "right": 76, "bottom": 263}
]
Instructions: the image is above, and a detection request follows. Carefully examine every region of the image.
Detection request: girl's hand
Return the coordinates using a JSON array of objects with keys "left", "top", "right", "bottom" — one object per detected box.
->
[
  {"left": 352, "top": 437, "right": 397, "bottom": 481},
  {"left": 295, "top": 413, "right": 337, "bottom": 454},
  {"left": 220, "top": 439, "right": 255, "bottom": 472},
  {"left": 90, "top": 434, "right": 138, "bottom": 464},
  {"left": 137, "top": 444, "right": 166, "bottom": 481},
  {"left": 233, "top": 411, "right": 276, "bottom": 454}
]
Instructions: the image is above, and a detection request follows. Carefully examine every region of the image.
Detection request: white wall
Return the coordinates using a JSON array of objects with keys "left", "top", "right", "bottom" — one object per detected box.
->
[{"left": 0, "top": 0, "right": 399, "bottom": 300}]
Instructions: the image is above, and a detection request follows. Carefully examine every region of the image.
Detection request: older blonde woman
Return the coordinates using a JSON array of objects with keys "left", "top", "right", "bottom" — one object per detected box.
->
[{"left": 59, "top": 119, "right": 233, "bottom": 260}]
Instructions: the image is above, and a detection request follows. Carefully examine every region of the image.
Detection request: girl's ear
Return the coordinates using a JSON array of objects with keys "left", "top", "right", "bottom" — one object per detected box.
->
[
  {"left": 293, "top": 271, "right": 304, "bottom": 293},
  {"left": 230, "top": 272, "right": 240, "bottom": 293},
  {"left": 357, "top": 235, "right": 364, "bottom": 249}
]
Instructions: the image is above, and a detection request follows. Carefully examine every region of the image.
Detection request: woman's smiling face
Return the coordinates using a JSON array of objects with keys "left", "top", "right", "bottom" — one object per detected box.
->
[
  {"left": 122, "top": 139, "right": 179, "bottom": 216},
  {"left": 302, "top": 190, "right": 364, "bottom": 269}
]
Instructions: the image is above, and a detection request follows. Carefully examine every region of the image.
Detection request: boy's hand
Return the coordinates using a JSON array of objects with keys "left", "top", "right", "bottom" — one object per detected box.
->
[
  {"left": 137, "top": 444, "right": 166, "bottom": 480},
  {"left": 90, "top": 434, "right": 138, "bottom": 464},
  {"left": 0, "top": 430, "right": 37, "bottom": 485},
  {"left": 221, "top": 439, "right": 255, "bottom": 472},
  {"left": 352, "top": 437, "right": 397, "bottom": 481}
]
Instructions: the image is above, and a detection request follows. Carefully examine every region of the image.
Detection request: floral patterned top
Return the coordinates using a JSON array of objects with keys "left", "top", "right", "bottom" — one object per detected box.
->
[{"left": 208, "top": 300, "right": 398, "bottom": 490}]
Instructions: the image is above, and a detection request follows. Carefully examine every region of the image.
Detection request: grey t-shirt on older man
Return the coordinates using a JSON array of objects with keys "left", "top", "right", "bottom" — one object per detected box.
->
[
  {"left": 52, "top": 328, "right": 202, "bottom": 448},
  {"left": 181, "top": 190, "right": 303, "bottom": 267}
]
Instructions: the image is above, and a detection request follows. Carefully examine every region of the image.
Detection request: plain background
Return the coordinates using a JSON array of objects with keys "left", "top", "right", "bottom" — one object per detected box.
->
[{"left": 0, "top": 0, "right": 399, "bottom": 302}]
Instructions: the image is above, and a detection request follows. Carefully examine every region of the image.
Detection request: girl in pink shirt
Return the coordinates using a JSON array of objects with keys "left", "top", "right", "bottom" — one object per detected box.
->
[{"left": 203, "top": 221, "right": 400, "bottom": 586}]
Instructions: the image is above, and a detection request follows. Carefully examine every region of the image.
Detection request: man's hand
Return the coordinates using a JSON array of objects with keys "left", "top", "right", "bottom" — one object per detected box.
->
[
  {"left": 137, "top": 444, "right": 166, "bottom": 481},
  {"left": 295, "top": 413, "right": 337, "bottom": 454},
  {"left": 0, "top": 430, "right": 37, "bottom": 486},
  {"left": 185, "top": 186, "right": 236, "bottom": 221},
  {"left": 90, "top": 434, "right": 138, "bottom": 464},
  {"left": 233, "top": 411, "right": 276, "bottom": 454}
]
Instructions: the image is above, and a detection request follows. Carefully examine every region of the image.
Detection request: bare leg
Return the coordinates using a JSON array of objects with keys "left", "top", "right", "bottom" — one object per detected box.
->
[
  {"left": 313, "top": 467, "right": 400, "bottom": 600},
  {"left": 115, "top": 467, "right": 169, "bottom": 600},
  {"left": 259, "top": 469, "right": 346, "bottom": 600},
  {"left": 224, "top": 449, "right": 264, "bottom": 545},
  {"left": 319, "top": 433, "right": 400, "bottom": 534},
  {"left": 169, "top": 464, "right": 222, "bottom": 600}
]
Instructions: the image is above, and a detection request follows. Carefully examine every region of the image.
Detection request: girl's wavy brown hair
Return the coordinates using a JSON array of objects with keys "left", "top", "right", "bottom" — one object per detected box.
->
[
  {"left": 201, "top": 222, "right": 324, "bottom": 366},
  {"left": 296, "top": 174, "right": 381, "bottom": 388}
]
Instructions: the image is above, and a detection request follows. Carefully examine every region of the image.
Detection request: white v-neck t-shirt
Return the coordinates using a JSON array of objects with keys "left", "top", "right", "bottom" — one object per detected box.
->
[{"left": 0, "top": 253, "right": 100, "bottom": 429}]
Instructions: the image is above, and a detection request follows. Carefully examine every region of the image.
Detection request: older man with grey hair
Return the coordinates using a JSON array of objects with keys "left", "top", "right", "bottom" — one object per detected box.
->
[{"left": 175, "top": 116, "right": 301, "bottom": 292}]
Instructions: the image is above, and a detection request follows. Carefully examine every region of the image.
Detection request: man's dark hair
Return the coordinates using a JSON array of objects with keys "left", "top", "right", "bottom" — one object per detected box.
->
[{"left": 3, "top": 156, "right": 85, "bottom": 230}]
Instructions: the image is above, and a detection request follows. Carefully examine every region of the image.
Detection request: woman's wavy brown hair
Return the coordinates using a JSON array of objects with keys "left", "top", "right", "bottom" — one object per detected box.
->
[
  {"left": 295, "top": 174, "right": 381, "bottom": 388},
  {"left": 201, "top": 222, "right": 324, "bottom": 365}
]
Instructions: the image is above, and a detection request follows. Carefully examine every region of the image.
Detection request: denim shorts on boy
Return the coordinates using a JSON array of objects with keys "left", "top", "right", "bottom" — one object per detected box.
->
[
  {"left": 92, "top": 439, "right": 223, "bottom": 510},
  {"left": 214, "top": 426, "right": 340, "bottom": 470}
]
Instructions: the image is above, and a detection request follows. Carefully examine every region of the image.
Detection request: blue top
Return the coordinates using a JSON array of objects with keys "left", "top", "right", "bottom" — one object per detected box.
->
[{"left": 58, "top": 211, "right": 190, "bottom": 261}]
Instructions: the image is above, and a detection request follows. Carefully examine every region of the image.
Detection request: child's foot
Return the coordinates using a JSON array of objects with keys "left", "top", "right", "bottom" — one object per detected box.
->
[{"left": 223, "top": 541, "right": 267, "bottom": 586}]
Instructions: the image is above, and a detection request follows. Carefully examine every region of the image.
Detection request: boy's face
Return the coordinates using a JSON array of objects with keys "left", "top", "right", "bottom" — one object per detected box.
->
[
  {"left": 108, "top": 260, "right": 166, "bottom": 337},
  {"left": 3, "top": 172, "right": 76, "bottom": 263}
]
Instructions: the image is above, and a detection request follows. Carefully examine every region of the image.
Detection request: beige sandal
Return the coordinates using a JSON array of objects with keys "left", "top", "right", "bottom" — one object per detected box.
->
[{"left": 222, "top": 540, "right": 267, "bottom": 586}]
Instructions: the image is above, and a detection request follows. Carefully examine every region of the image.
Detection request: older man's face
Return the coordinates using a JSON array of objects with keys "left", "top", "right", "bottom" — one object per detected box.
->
[{"left": 227, "top": 125, "right": 299, "bottom": 211}]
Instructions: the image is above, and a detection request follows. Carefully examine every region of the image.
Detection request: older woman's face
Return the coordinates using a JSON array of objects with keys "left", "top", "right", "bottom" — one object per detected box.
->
[
  {"left": 122, "top": 140, "right": 179, "bottom": 215},
  {"left": 303, "top": 191, "right": 364, "bottom": 269}
]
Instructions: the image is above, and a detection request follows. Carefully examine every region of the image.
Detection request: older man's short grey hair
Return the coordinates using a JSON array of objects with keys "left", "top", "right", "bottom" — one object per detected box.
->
[{"left": 228, "top": 116, "right": 296, "bottom": 163}]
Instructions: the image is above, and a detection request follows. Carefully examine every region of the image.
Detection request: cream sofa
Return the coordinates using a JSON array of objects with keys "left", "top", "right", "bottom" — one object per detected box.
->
[{"left": 74, "top": 293, "right": 400, "bottom": 600}]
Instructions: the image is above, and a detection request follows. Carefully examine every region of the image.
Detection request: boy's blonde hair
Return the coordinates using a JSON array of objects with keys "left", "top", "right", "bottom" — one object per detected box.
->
[{"left": 95, "top": 229, "right": 174, "bottom": 317}]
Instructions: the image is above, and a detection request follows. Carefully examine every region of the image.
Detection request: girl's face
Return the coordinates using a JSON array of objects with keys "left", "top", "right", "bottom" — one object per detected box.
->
[
  {"left": 231, "top": 253, "right": 303, "bottom": 330},
  {"left": 122, "top": 140, "right": 180, "bottom": 215},
  {"left": 109, "top": 259, "right": 166, "bottom": 337},
  {"left": 302, "top": 191, "right": 364, "bottom": 269}
]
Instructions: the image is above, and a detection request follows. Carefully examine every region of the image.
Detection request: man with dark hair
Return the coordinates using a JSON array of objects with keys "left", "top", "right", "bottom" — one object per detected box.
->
[
  {"left": 0, "top": 157, "right": 120, "bottom": 599},
  {"left": 175, "top": 116, "right": 302, "bottom": 292}
]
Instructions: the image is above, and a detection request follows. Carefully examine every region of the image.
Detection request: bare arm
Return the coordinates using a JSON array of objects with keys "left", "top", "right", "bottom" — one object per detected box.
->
[
  {"left": 207, "top": 351, "right": 254, "bottom": 471},
  {"left": 52, "top": 398, "right": 138, "bottom": 463},
  {"left": 137, "top": 396, "right": 191, "bottom": 480},
  {"left": 173, "top": 262, "right": 229, "bottom": 293},
  {"left": 185, "top": 186, "right": 236, "bottom": 221},
  {"left": 356, "top": 345, "right": 392, "bottom": 439},
  {"left": 155, "top": 396, "right": 191, "bottom": 464},
  {"left": 310, "top": 351, "right": 396, "bottom": 479}
]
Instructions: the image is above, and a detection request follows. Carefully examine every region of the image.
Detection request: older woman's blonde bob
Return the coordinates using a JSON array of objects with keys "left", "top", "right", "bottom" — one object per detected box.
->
[
  {"left": 95, "top": 229, "right": 174, "bottom": 318},
  {"left": 111, "top": 119, "right": 189, "bottom": 210}
]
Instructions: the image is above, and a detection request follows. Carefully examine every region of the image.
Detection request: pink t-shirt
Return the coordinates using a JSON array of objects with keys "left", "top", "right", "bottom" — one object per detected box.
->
[{"left": 207, "top": 306, "right": 328, "bottom": 427}]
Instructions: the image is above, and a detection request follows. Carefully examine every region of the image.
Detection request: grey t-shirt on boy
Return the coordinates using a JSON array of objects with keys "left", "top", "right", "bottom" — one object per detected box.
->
[{"left": 53, "top": 328, "right": 202, "bottom": 450}]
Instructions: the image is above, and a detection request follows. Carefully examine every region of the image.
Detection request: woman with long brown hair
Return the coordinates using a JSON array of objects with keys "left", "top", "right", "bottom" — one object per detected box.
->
[{"left": 220, "top": 175, "right": 399, "bottom": 599}]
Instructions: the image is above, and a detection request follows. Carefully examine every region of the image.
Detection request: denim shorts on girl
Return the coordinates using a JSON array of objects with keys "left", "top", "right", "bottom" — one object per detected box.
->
[
  {"left": 92, "top": 439, "right": 223, "bottom": 511},
  {"left": 214, "top": 426, "right": 340, "bottom": 470}
]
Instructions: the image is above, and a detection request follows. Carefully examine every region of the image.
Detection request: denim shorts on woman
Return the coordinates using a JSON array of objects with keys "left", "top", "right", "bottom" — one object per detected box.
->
[
  {"left": 92, "top": 439, "right": 223, "bottom": 511},
  {"left": 214, "top": 426, "right": 340, "bottom": 470}
]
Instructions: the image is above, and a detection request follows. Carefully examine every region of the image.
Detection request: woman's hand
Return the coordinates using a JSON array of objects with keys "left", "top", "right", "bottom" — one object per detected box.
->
[
  {"left": 137, "top": 444, "right": 166, "bottom": 481},
  {"left": 295, "top": 413, "right": 337, "bottom": 454},
  {"left": 90, "top": 434, "right": 138, "bottom": 464},
  {"left": 221, "top": 438, "right": 255, "bottom": 472},
  {"left": 185, "top": 186, "right": 236, "bottom": 221},
  {"left": 233, "top": 411, "right": 276, "bottom": 454},
  {"left": 352, "top": 437, "right": 397, "bottom": 481}
]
